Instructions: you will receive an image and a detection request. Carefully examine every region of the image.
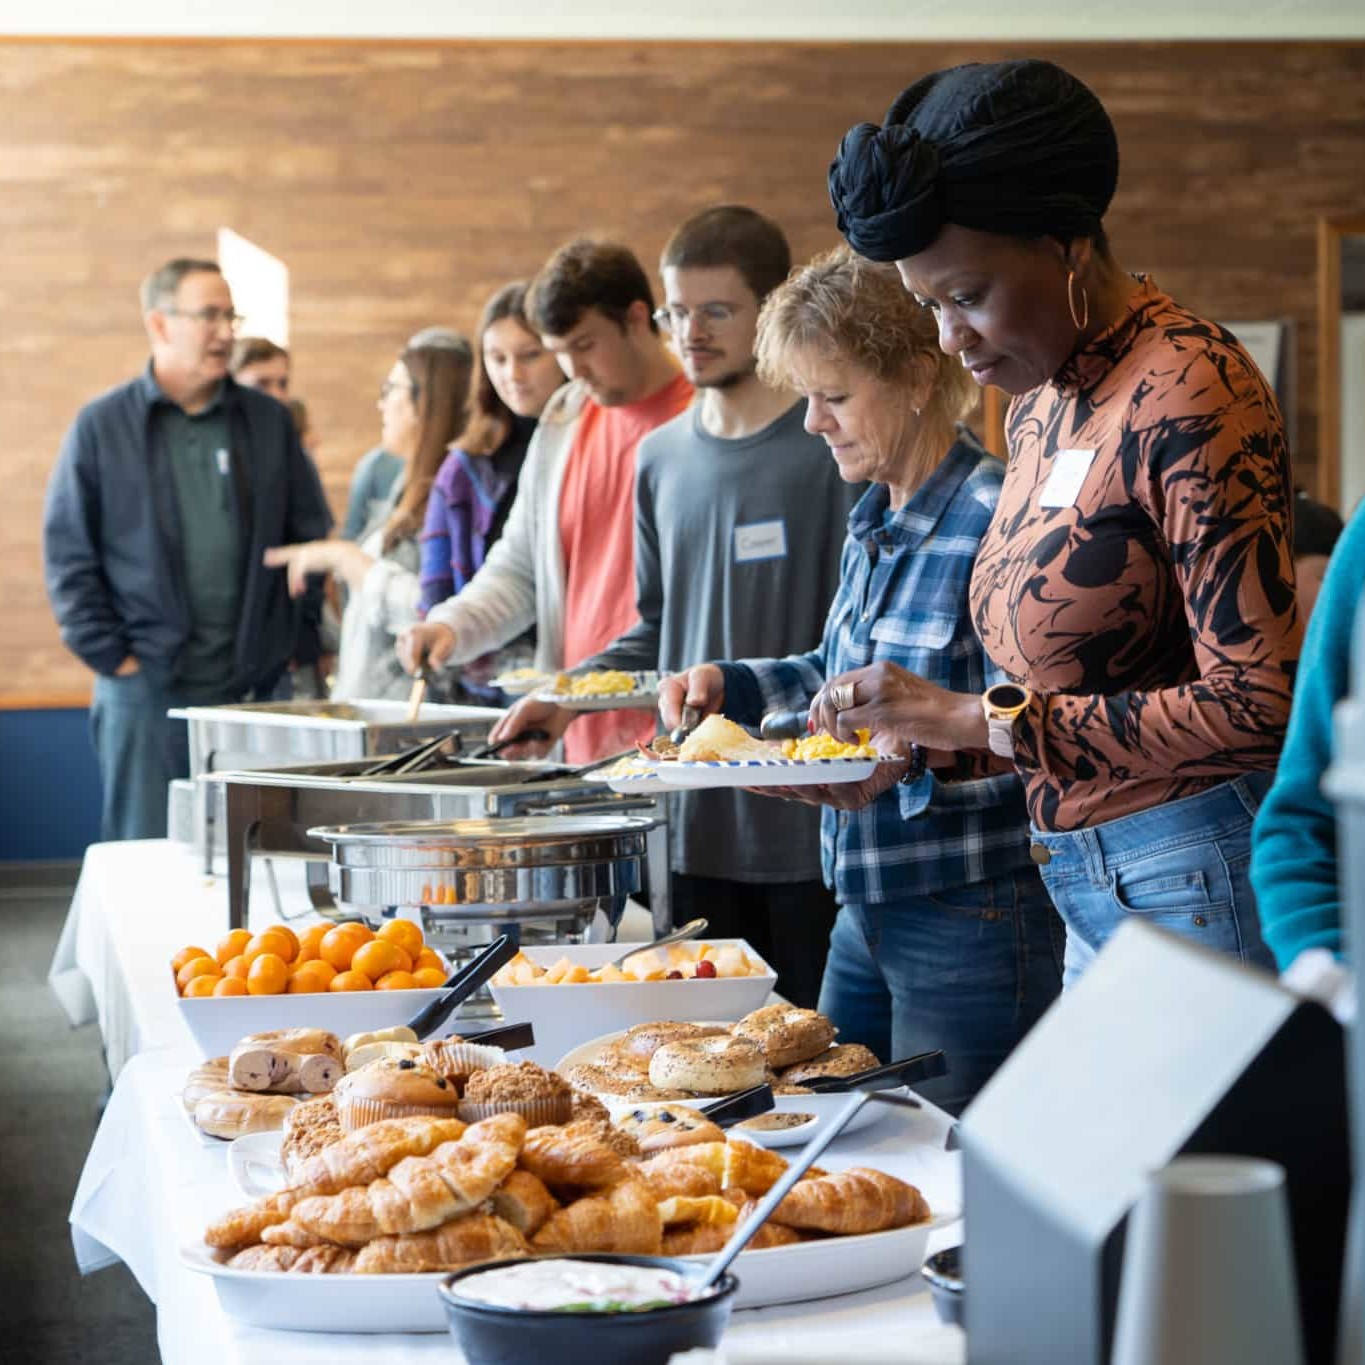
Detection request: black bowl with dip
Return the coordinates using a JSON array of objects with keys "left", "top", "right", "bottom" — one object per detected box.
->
[
  {"left": 439, "top": 1253, "right": 738, "bottom": 1365},
  {"left": 921, "top": 1244, "right": 964, "bottom": 1326}
]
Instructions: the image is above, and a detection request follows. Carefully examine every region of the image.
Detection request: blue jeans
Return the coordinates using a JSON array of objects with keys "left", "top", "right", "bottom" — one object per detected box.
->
[
  {"left": 817, "top": 869, "right": 1064, "bottom": 1115},
  {"left": 1031, "top": 774, "right": 1276, "bottom": 989}
]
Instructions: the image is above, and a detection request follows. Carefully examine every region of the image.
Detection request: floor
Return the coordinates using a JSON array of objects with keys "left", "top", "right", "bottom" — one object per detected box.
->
[{"left": 0, "top": 878, "right": 158, "bottom": 1364}]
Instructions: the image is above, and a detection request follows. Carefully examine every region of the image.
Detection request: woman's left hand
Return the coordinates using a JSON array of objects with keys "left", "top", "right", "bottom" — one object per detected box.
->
[
  {"left": 264, "top": 541, "right": 372, "bottom": 597},
  {"left": 749, "top": 757, "right": 909, "bottom": 812},
  {"left": 810, "top": 661, "right": 986, "bottom": 754}
]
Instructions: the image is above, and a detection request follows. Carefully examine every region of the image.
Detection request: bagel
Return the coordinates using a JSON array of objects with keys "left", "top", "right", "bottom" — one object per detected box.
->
[
  {"left": 615, "top": 1104, "right": 724, "bottom": 1155},
  {"left": 780, "top": 1043, "right": 880, "bottom": 1085},
  {"left": 616, "top": 1021, "right": 728, "bottom": 1070},
  {"left": 649, "top": 1036, "right": 766, "bottom": 1095},
  {"left": 733, "top": 1005, "right": 835, "bottom": 1069}
]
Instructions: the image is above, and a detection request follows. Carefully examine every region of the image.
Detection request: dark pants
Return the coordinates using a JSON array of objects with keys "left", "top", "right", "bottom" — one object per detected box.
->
[
  {"left": 89, "top": 672, "right": 193, "bottom": 841},
  {"left": 818, "top": 868, "right": 1064, "bottom": 1115},
  {"left": 669, "top": 873, "right": 839, "bottom": 1010}
]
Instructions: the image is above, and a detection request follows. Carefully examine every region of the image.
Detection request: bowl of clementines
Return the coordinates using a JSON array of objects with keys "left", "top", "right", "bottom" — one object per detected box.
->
[{"left": 171, "top": 917, "right": 455, "bottom": 1058}]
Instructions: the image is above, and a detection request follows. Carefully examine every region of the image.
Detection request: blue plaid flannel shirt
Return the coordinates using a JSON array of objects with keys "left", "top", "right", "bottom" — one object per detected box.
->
[{"left": 719, "top": 437, "right": 1033, "bottom": 905}]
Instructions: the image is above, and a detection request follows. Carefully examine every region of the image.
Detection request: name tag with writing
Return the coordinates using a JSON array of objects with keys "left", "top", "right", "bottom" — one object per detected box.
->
[
  {"left": 215, "top": 447, "right": 230, "bottom": 476},
  {"left": 733, "top": 519, "right": 787, "bottom": 563},
  {"left": 1039, "top": 448, "right": 1096, "bottom": 509}
]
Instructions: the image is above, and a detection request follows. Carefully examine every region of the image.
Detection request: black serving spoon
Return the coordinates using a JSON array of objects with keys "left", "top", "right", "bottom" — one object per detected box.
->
[
  {"left": 405, "top": 934, "right": 520, "bottom": 1040},
  {"left": 801, "top": 1048, "right": 947, "bottom": 1093}
]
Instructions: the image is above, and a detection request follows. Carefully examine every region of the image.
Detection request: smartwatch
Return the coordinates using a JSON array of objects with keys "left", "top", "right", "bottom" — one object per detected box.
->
[{"left": 982, "top": 683, "right": 1033, "bottom": 760}]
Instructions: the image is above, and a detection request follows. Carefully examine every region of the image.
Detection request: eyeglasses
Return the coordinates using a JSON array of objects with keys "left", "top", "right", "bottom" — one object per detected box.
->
[
  {"left": 652, "top": 302, "right": 740, "bottom": 333},
  {"left": 379, "top": 380, "right": 419, "bottom": 401},
  {"left": 164, "top": 307, "right": 241, "bottom": 331}
]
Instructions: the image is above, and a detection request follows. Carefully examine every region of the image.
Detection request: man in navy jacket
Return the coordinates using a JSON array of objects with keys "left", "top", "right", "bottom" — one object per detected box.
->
[{"left": 43, "top": 258, "right": 332, "bottom": 840}]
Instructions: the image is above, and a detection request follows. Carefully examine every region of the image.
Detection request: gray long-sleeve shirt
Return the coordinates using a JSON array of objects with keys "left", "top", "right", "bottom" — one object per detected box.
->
[{"left": 590, "top": 401, "right": 859, "bottom": 883}]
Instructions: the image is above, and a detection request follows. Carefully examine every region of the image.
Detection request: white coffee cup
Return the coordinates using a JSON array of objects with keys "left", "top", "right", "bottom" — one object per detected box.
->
[{"left": 1112, "top": 1155, "right": 1304, "bottom": 1365}]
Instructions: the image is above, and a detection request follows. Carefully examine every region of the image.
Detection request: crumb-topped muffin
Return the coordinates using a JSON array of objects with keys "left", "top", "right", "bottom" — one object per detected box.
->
[
  {"left": 459, "top": 1061, "right": 573, "bottom": 1126},
  {"left": 332, "top": 1056, "right": 461, "bottom": 1133}
]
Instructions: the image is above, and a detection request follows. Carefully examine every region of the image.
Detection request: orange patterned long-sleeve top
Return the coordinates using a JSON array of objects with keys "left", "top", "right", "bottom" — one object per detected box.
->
[{"left": 969, "top": 276, "right": 1302, "bottom": 832}]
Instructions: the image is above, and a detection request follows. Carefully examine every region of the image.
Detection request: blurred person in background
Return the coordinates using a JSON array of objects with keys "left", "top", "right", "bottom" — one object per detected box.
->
[
  {"left": 1292, "top": 487, "right": 1344, "bottom": 620},
  {"left": 496, "top": 207, "right": 858, "bottom": 1007},
  {"left": 264, "top": 331, "right": 473, "bottom": 700},
  {"left": 398, "top": 239, "right": 692, "bottom": 763},
  {"left": 417, "top": 282, "right": 565, "bottom": 703},
  {"left": 230, "top": 336, "right": 290, "bottom": 401},
  {"left": 43, "top": 258, "right": 331, "bottom": 840}
]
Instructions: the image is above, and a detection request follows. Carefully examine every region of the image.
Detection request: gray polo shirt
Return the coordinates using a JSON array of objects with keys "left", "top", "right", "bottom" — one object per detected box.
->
[
  {"left": 159, "top": 388, "right": 241, "bottom": 697},
  {"left": 592, "top": 401, "right": 859, "bottom": 883}
]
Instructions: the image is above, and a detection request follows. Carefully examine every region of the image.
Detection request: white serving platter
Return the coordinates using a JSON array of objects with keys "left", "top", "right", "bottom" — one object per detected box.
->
[
  {"left": 489, "top": 670, "right": 552, "bottom": 696},
  {"left": 654, "top": 756, "right": 881, "bottom": 789},
  {"left": 228, "top": 1131, "right": 289, "bottom": 1198},
  {"left": 180, "top": 1210, "right": 956, "bottom": 1331},
  {"left": 489, "top": 942, "right": 775, "bottom": 1065}
]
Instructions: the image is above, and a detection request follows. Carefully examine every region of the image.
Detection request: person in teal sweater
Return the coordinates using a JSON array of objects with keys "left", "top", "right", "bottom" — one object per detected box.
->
[{"left": 1251, "top": 495, "right": 1359, "bottom": 968}]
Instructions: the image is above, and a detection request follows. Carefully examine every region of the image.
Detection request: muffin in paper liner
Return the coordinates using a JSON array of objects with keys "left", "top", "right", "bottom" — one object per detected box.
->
[
  {"left": 335, "top": 1094, "right": 463, "bottom": 1134},
  {"left": 419, "top": 1040, "right": 508, "bottom": 1085},
  {"left": 456, "top": 1093, "right": 574, "bottom": 1127}
]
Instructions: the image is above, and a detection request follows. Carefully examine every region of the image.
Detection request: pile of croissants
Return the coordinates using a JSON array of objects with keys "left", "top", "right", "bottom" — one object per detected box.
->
[{"left": 204, "top": 1110, "right": 929, "bottom": 1274}]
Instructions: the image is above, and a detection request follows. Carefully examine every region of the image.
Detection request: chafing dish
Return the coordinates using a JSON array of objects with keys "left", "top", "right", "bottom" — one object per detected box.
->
[
  {"left": 206, "top": 757, "right": 670, "bottom": 937},
  {"left": 170, "top": 699, "right": 506, "bottom": 868}
]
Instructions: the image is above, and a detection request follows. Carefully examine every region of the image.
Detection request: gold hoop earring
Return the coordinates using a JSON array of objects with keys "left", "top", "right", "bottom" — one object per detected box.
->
[{"left": 1067, "top": 270, "right": 1090, "bottom": 332}]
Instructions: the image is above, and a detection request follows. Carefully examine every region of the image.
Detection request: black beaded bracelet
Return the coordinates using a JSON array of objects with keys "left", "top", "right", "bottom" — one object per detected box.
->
[{"left": 898, "top": 744, "right": 927, "bottom": 785}]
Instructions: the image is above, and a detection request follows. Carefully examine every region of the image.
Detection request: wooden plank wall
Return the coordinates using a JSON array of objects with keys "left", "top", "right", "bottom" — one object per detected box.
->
[{"left": 5, "top": 38, "right": 1365, "bottom": 699}]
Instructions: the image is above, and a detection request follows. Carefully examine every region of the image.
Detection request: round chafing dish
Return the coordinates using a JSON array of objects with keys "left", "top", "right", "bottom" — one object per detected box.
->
[{"left": 308, "top": 815, "right": 657, "bottom": 931}]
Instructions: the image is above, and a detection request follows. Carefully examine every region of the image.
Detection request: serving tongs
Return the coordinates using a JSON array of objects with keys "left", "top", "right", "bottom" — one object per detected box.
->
[
  {"left": 435, "top": 1020, "right": 536, "bottom": 1052},
  {"left": 357, "top": 727, "right": 553, "bottom": 780},
  {"left": 801, "top": 1048, "right": 947, "bottom": 1093},
  {"left": 691, "top": 1088, "right": 926, "bottom": 1291},
  {"left": 405, "top": 933, "right": 520, "bottom": 1039},
  {"left": 696, "top": 1083, "right": 776, "bottom": 1128}
]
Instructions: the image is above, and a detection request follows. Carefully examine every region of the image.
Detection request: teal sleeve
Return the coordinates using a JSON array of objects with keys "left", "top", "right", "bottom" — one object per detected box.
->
[{"left": 1251, "top": 507, "right": 1365, "bottom": 968}]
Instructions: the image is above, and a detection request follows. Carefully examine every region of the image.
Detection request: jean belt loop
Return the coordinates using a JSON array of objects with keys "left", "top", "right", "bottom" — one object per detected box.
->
[{"left": 1083, "top": 827, "right": 1107, "bottom": 888}]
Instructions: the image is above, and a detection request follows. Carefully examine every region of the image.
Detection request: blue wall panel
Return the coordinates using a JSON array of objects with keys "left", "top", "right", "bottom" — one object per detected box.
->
[{"left": 0, "top": 709, "right": 102, "bottom": 861}]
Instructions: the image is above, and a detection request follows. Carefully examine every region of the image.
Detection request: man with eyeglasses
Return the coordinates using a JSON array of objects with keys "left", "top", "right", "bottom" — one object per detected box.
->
[
  {"left": 43, "top": 256, "right": 332, "bottom": 840},
  {"left": 398, "top": 239, "right": 692, "bottom": 764},
  {"left": 486, "top": 207, "right": 858, "bottom": 1007}
]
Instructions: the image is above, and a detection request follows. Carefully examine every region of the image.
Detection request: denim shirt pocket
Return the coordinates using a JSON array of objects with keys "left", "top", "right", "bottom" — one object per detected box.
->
[{"left": 870, "top": 613, "right": 956, "bottom": 661}]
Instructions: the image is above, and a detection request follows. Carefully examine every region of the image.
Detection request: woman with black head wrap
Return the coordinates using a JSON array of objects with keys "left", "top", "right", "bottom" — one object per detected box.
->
[{"left": 817, "top": 59, "right": 1300, "bottom": 985}]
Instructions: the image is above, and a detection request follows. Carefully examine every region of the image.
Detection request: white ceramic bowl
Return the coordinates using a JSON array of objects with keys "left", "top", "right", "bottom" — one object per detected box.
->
[
  {"left": 488, "top": 941, "right": 776, "bottom": 1065},
  {"left": 174, "top": 967, "right": 453, "bottom": 1059}
]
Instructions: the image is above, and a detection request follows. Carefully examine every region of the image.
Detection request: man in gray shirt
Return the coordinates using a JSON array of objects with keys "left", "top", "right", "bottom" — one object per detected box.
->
[{"left": 499, "top": 207, "right": 857, "bottom": 1006}]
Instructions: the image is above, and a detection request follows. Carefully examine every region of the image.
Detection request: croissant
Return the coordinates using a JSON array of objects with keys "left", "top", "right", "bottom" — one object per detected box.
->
[
  {"left": 657, "top": 1195, "right": 737, "bottom": 1228},
  {"left": 289, "top": 1245, "right": 357, "bottom": 1274},
  {"left": 291, "top": 1115, "right": 468, "bottom": 1195},
  {"left": 490, "top": 1169, "right": 559, "bottom": 1238},
  {"left": 518, "top": 1123, "right": 628, "bottom": 1193},
  {"left": 638, "top": 1150, "right": 723, "bottom": 1201},
  {"left": 289, "top": 1113, "right": 526, "bottom": 1247},
  {"left": 260, "top": 1218, "right": 330, "bottom": 1248},
  {"left": 203, "top": 1116, "right": 471, "bottom": 1250},
  {"left": 354, "top": 1213, "right": 529, "bottom": 1274},
  {"left": 769, "top": 1167, "right": 929, "bottom": 1234},
  {"left": 227, "top": 1243, "right": 302, "bottom": 1272},
  {"left": 531, "top": 1178, "right": 662, "bottom": 1256},
  {"left": 205, "top": 1190, "right": 303, "bottom": 1251},
  {"left": 661, "top": 1218, "right": 800, "bottom": 1256}
]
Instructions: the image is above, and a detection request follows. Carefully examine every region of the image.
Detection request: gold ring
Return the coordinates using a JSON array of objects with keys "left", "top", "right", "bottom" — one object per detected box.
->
[{"left": 831, "top": 682, "right": 856, "bottom": 712}]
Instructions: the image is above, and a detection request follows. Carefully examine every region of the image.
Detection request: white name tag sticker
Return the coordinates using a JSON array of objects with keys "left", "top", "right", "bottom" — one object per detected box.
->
[
  {"left": 1039, "top": 449, "right": 1096, "bottom": 509},
  {"left": 733, "top": 519, "right": 788, "bottom": 564}
]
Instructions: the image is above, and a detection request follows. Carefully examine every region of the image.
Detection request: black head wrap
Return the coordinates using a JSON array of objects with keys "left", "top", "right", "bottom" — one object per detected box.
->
[
  {"left": 1293, "top": 489, "right": 1344, "bottom": 559},
  {"left": 828, "top": 60, "right": 1119, "bottom": 262}
]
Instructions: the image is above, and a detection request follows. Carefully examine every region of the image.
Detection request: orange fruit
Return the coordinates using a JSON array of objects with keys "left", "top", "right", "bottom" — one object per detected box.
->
[
  {"left": 377, "top": 919, "right": 424, "bottom": 960},
  {"left": 411, "top": 966, "right": 447, "bottom": 989},
  {"left": 267, "top": 924, "right": 300, "bottom": 960},
  {"left": 288, "top": 961, "right": 337, "bottom": 994},
  {"left": 351, "top": 939, "right": 405, "bottom": 982},
  {"left": 375, "top": 969, "right": 417, "bottom": 991},
  {"left": 222, "top": 954, "right": 249, "bottom": 981},
  {"left": 246, "top": 952, "right": 290, "bottom": 995},
  {"left": 172, "top": 945, "right": 212, "bottom": 974},
  {"left": 294, "top": 923, "right": 328, "bottom": 964},
  {"left": 176, "top": 955, "right": 220, "bottom": 990},
  {"left": 329, "top": 969, "right": 373, "bottom": 992},
  {"left": 214, "top": 929, "right": 252, "bottom": 966},
  {"left": 244, "top": 930, "right": 296, "bottom": 966},
  {"left": 320, "top": 924, "right": 371, "bottom": 972},
  {"left": 212, "top": 976, "right": 248, "bottom": 997},
  {"left": 415, "top": 947, "right": 444, "bottom": 973},
  {"left": 183, "top": 974, "right": 221, "bottom": 998}
]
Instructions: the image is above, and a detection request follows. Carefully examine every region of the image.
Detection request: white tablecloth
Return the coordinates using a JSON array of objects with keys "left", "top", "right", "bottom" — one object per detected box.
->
[{"left": 71, "top": 1047, "right": 965, "bottom": 1364}]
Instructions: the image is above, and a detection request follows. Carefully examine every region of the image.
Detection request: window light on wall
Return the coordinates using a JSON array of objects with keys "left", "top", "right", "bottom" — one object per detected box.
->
[{"left": 217, "top": 228, "right": 289, "bottom": 346}]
